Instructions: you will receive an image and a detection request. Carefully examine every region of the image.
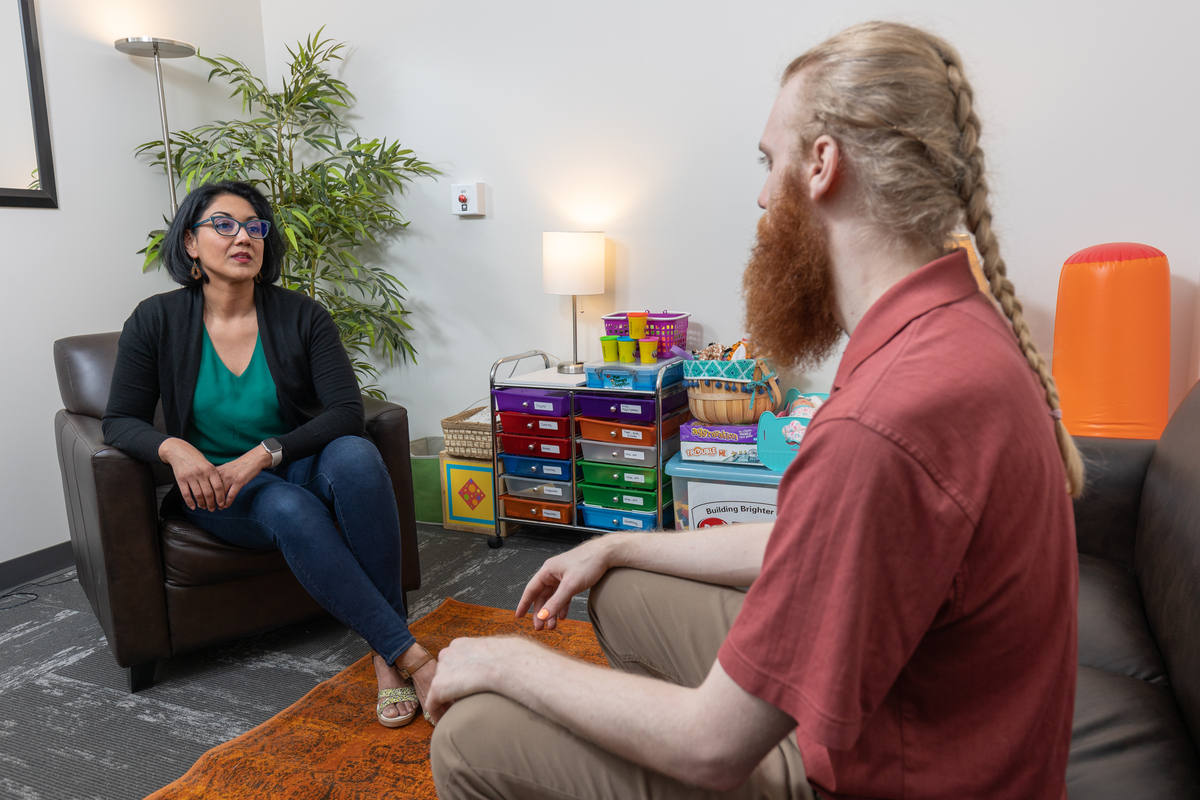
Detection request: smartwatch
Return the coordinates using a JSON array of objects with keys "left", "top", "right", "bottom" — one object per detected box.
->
[{"left": 261, "top": 438, "right": 283, "bottom": 468}]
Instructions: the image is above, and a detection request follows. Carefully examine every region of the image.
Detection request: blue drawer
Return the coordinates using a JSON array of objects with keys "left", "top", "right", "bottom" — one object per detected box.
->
[
  {"left": 578, "top": 502, "right": 675, "bottom": 532},
  {"left": 500, "top": 454, "right": 579, "bottom": 481}
]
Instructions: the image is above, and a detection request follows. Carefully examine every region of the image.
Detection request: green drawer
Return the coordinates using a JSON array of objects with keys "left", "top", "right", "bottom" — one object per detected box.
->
[
  {"left": 578, "top": 459, "right": 659, "bottom": 490},
  {"left": 578, "top": 481, "right": 672, "bottom": 513}
]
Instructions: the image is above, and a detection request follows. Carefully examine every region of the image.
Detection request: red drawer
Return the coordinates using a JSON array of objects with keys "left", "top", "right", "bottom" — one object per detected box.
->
[
  {"left": 501, "top": 494, "right": 575, "bottom": 524},
  {"left": 576, "top": 409, "right": 691, "bottom": 445},
  {"left": 497, "top": 411, "right": 574, "bottom": 439},
  {"left": 498, "top": 433, "right": 581, "bottom": 460}
]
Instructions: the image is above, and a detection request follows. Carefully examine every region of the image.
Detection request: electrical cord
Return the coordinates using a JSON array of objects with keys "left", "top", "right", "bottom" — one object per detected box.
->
[{"left": 0, "top": 570, "right": 77, "bottom": 611}]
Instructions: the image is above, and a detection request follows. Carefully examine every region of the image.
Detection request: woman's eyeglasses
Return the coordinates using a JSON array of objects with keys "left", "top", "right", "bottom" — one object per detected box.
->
[{"left": 192, "top": 216, "right": 271, "bottom": 239}]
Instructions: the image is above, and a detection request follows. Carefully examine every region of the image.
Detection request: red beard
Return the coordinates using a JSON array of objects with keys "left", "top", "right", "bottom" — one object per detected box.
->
[{"left": 742, "top": 170, "right": 843, "bottom": 371}]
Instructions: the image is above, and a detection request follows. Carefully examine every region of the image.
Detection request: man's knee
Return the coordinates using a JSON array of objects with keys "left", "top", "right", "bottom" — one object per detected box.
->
[{"left": 431, "top": 693, "right": 524, "bottom": 800}]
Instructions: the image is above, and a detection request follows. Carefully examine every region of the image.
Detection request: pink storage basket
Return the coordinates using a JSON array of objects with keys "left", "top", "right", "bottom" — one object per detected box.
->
[{"left": 603, "top": 311, "right": 689, "bottom": 358}]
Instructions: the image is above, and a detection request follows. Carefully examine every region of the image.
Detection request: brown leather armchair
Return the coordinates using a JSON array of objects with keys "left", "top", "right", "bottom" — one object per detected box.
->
[
  {"left": 1068, "top": 382, "right": 1200, "bottom": 797},
  {"left": 53, "top": 332, "right": 421, "bottom": 692}
]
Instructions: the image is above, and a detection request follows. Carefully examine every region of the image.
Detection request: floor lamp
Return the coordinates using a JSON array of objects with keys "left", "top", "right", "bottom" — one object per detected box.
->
[
  {"left": 543, "top": 231, "right": 605, "bottom": 374},
  {"left": 114, "top": 36, "right": 197, "bottom": 216}
]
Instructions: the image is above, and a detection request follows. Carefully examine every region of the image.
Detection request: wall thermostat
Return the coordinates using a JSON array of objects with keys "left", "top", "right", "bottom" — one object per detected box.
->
[{"left": 451, "top": 183, "right": 486, "bottom": 216}]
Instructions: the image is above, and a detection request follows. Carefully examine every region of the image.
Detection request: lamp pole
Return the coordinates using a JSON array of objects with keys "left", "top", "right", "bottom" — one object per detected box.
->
[{"left": 115, "top": 37, "right": 197, "bottom": 217}]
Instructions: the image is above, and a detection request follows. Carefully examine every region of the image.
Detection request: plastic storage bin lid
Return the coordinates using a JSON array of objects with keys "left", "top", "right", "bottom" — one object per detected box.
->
[
  {"left": 663, "top": 452, "right": 783, "bottom": 486},
  {"left": 584, "top": 357, "right": 682, "bottom": 374}
]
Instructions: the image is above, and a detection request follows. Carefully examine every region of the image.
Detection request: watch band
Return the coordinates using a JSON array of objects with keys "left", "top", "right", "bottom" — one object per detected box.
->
[{"left": 261, "top": 438, "right": 283, "bottom": 468}]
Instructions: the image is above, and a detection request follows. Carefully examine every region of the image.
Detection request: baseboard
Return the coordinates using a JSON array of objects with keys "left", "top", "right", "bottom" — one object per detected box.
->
[{"left": 0, "top": 541, "right": 75, "bottom": 596}]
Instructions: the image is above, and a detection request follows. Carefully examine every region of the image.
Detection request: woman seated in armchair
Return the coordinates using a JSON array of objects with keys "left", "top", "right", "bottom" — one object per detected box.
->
[{"left": 103, "top": 180, "right": 435, "bottom": 727}]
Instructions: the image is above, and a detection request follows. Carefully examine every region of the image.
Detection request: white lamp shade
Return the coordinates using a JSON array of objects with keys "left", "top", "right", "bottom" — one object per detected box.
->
[{"left": 543, "top": 231, "right": 605, "bottom": 295}]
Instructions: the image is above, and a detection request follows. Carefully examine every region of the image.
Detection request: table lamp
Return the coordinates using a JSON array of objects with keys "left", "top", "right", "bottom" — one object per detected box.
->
[
  {"left": 114, "top": 36, "right": 197, "bottom": 216},
  {"left": 543, "top": 231, "right": 605, "bottom": 374}
]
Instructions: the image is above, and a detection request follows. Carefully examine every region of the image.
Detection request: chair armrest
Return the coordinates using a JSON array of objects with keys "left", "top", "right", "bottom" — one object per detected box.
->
[
  {"left": 1073, "top": 435, "right": 1157, "bottom": 571},
  {"left": 54, "top": 410, "right": 171, "bottom": 666},
  {"left": 363, "top": 396, "right": 421, "bottom": 594}
]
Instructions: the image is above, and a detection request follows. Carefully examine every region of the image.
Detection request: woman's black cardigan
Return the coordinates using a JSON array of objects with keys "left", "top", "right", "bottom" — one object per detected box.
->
[{"left": 102, "top": 283, "right": 364, "bottom": 467}]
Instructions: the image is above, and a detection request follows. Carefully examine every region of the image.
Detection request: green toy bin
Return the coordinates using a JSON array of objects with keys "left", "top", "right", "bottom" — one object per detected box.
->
[
  {"left": 410, "top": 436, "right": 445, "bottom": 524},
  {"left": 578, "top": 480, "right": 672, "bottom": 513},
  {"left": 578, "top": 460, "right": 659, "bottom": 490}
]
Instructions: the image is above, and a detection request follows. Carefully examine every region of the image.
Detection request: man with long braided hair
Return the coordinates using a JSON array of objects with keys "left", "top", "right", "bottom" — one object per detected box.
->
[{"left": 428, "top": 22, "right": 1080, "bottom": 800}]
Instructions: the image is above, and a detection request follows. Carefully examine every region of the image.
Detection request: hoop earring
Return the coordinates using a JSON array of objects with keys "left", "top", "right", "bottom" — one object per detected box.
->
[
  {"left": 254, "top": 271, "right": 263, "bottom": 284},
  {"left": 190, "top": 259, "right": 203, "bottom": 281}
]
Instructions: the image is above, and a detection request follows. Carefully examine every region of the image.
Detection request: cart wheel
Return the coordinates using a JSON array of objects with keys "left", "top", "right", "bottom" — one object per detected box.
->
[{"left": 488, "top": 534, "right": 505, "bottom": 549}]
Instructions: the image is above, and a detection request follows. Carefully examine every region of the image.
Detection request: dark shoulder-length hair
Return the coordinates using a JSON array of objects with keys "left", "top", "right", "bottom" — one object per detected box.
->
[{"left": 161, "top": 180, "right": 287, "bottom": 288}]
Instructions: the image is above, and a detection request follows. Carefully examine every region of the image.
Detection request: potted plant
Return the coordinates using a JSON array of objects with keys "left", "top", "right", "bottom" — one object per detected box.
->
[{"left": 138, "top": 30, "right": 438, "bottom": 397}]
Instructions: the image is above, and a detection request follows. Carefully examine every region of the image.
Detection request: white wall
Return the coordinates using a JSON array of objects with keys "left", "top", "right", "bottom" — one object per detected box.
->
[
  {"left": 259, "top": 0, "right": 1200, "bottom": 443},
  {"left": 4, "top": 0, "right": 1199, "bottom": 564},
  {"left": 0, "top": 0, "right": 266, "bottom": 563}
]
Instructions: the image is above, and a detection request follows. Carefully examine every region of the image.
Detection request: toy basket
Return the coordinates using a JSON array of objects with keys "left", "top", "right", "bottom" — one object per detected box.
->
[
  {"left": 603, "top": 311, "right": 689, "bottom": 358},
  {"left": 441, "top": 406, "right": 495, "bottom": 460},
  {"left": 683, "top": 358, "right": 782, "bottom": 424}
]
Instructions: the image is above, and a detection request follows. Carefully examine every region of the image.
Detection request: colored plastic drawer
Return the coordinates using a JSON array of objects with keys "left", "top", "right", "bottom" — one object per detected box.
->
[
  {"left": 576, "top": 389, "right": 688, "bottom": 422},
  {"left": 500, "top": 454, "right": 578, "bottom": 480},
  {"left": 578, "top": 502, "right": 675, "bottom": 532},
  {"left": 578, "top": 460, "right": 659, "bottom": 490},
  {"left": 492, "top": 388, "right": 574, "bottom": 416},
  {"left": 577, "top": 409, "right": 691, "bottom": 446},
  {"left": 578, "top": 481, "right": 672, "bottom": 513},
  {"left": 498, "top": 433, "right": 580, "bottom": 460},
  {"left": 502, "top": 494, "right": 575, "bottom": 525},
  {"left": 579, "top": 435, "right": 680, "bottom": 467},
  {"left": 497, "top": 411, "right": 573, "bottom": 439},
  {"left": 502, "top": 474, "right": 576, "bottom": 502},
  {"left": 584, "top": 358, "right": 684, "bottom": 391}
]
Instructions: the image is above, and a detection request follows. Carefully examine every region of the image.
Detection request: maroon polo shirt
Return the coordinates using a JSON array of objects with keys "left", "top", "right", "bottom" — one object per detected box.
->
[{"left": 719, "top": 250, "right": 1077, "bottom": 800}]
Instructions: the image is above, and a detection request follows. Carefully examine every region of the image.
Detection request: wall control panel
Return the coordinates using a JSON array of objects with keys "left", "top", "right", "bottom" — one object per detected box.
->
[{"left": 452, "top": 183, "right": 486, "bottom": 216}]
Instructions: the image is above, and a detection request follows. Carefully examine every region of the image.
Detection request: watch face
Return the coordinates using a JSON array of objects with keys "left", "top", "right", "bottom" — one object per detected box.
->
[{"left": 264, "top": 438, "right": 282, "bottom": 453}]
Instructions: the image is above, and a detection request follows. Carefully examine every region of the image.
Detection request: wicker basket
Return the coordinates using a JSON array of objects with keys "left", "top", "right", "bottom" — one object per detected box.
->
[
  {"left": 441, "top": 406, "right": 495, "bottom": 459},
  {"left": 684, "top": 359, "right": 782, "bottom": 425}
]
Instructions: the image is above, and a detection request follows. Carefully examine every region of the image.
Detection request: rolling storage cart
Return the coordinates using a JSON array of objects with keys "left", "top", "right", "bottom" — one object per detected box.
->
[{"left": 488, "top": 350, "right": 689, "bottom": 548}]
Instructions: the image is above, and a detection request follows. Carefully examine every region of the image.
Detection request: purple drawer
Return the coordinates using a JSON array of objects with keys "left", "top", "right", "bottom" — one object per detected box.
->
[
  {"left": 493, "top": 388, "right": 574, "bottom": 416},
  {"left": 576, "top": 389, "right": 689, "bottom": 422}
]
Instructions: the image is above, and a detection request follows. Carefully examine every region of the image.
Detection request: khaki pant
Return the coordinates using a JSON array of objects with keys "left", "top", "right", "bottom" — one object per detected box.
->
[{"left": 431, "top": 568, "right": 813, "bottom": 800}]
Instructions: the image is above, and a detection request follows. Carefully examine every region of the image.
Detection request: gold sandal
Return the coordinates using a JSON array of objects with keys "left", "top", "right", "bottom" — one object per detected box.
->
[
  {"left": 398, "top": 649, "right": 437, "bottom": 725},
  {"left": 376, "top": 686, "right": 419, "bottom": 728}
]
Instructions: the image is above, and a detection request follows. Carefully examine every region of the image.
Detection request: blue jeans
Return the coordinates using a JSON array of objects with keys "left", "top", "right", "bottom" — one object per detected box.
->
[{"left": 183, "top": 435, "right": 415, "bottom": 665}]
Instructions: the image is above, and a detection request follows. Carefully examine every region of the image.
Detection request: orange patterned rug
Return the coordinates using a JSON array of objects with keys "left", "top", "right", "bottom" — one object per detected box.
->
[{"left": 146, "top": 599, "right": 608, "bottom": 800}]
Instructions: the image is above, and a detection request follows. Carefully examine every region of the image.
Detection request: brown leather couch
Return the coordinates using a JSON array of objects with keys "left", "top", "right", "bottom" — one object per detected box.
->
[
  {"left": 1069, "top": 383, "right": 1200, "bottom": 797},
  {"left": 53, "top": 332, "right": 421, "bottom": 692}
]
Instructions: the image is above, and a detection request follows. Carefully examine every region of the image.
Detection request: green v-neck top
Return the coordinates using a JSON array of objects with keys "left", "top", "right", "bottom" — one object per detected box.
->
[{"left": 187, "top": 329, "right": 292, "bottom": 464}]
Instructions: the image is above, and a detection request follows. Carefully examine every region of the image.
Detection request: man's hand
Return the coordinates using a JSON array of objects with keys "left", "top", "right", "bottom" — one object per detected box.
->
[
  {"left": 159, "top": 438, "right": 226, "bottom": 512},
  {"left": 516, "top": 536, "right": 618, "bottom": 631},
  {"left": 424, "top": 636, "right": 525, "bottom": 724},
  {"left": 214, "top": 446, "right": 273, "bottom": 509}
]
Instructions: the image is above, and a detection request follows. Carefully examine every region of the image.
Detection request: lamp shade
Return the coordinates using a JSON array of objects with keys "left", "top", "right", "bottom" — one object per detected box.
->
[{"left": 543, "top": 231, "right": 605, "bottom": 295}]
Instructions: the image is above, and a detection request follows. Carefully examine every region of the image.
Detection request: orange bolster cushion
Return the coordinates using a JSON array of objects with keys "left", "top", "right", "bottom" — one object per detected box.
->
[{"left": 1052, "top": 242, "right": 1170, "bottom": 440}]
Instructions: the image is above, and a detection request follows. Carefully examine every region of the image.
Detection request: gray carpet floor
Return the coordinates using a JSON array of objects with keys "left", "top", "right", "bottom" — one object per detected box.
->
[{"left": 0, "top": 523, "right": 591, "bottom": 800}]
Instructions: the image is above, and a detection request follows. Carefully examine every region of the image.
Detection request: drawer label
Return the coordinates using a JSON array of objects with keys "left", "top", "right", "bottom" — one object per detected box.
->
[
  {"left": 542, "top": 486, "right": 563, "bottom": 496},
  {"left": 621, "top": 429, "right": 643, "bottom": 440},
  {"left": 623, "top": 449, "right": 645, "bottom": 461},
  {"left": 622, "top": 495, "right": 644, "bottom": 506},
  {"left": 624, "top": 472, "right": 646, "bottom": 483},
  {"left": 542, "top": 509, "right": 562, "bottom": 520},
  {"left": 540, "top": 443, "right": 561, "bottom": 454},
  {"left": 619, "top": 403, "right": 640, "bottom": 414},
  {"left": 539, "top": 420, "right": 558, "bottom": 430},
  {"left": 622, "top": 517, "right": 644, "bottom": 529},
  {"left": 542, "top": 464, "right": 563, "bottom": 476},
  {"left": 534, "top": 401, "right": 554, "bottom": 412}
]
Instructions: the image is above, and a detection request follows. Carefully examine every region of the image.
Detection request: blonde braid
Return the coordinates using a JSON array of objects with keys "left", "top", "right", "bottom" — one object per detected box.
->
[{"left": 942, "top": 53, "right": 1085, "bottom": 497}]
